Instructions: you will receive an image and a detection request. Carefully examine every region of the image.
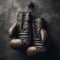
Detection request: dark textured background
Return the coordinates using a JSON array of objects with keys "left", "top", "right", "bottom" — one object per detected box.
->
[{"left": 0, "top": 0, "right": 60, "bottom": 60}]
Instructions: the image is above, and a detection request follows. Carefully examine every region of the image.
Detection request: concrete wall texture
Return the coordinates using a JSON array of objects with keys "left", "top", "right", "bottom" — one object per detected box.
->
[{"left": 0, "top": 0, "right": 60, "bottom": 60}]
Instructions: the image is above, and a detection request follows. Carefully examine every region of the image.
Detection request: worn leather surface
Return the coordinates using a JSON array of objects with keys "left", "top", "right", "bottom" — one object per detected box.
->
[{"left": 0, "top": 0, "right": 60, "bottom": 60}]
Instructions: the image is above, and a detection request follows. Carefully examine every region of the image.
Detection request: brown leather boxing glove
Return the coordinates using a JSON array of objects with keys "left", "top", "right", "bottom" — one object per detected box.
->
[{"left": 26, "top": 18, "right": 48, "bottom": 56}]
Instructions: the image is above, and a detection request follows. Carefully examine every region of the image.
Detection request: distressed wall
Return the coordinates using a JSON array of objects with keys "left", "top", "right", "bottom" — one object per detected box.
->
[{"left": 0, "top": 0, "right": 60, "bottom": 60}]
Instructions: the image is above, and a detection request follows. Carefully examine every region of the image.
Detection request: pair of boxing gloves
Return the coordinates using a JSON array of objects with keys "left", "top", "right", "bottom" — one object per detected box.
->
[{"left": 8, "top": 2, "right": 48, "bottom": 56}]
